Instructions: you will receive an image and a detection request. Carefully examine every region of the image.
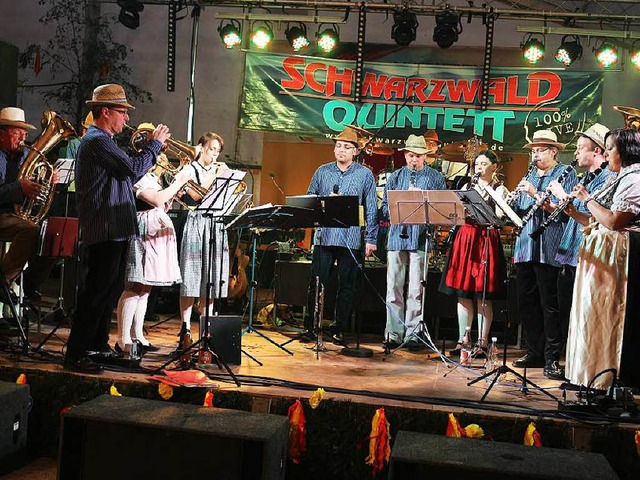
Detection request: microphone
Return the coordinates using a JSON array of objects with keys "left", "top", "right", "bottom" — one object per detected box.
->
[
  {"left": 333, "top": 184, "right": 339, "bottom": 194},
  {"left": 269, "top": 171, "right": 285, "bottom": 197}
]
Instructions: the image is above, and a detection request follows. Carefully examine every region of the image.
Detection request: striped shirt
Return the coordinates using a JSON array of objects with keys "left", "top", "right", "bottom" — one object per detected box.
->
[
  {"left": 382, "top": 165, "right": 447, "bottom": 251},
  {"left": 0, "top": 147, "right": 28, "bottom": 214},
  {"left": 513, "top": 162, "right": 578, "bottom": 267},
  {"left": 556, "top": 167, "right": 616, "bottom": 266},
  {"left": 75, "top": 125, "right": 161, "bottom": 245},
  {"left": 307, "top": 161, "right": 378, "bottom": 249}
]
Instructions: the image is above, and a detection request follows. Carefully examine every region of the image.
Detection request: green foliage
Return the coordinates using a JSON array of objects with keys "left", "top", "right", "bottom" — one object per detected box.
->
[{"left": 18, "top": 0, "right": 152, "bottom": 128}]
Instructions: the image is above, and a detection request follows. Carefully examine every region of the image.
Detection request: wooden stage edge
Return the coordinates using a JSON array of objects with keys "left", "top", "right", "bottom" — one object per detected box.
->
[{"left": 1, "top": 314, "right": 640, "bottom": 477}]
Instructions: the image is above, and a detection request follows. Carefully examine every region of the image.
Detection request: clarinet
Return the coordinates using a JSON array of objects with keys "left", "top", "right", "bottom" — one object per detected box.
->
[
  {"left": 514, "top": 159, "right": 578, "bottom": 236},
  {"left": 529, "top": 161, "right": 608, "bottom": 240},
  {"left": 504, "top": 159, "right": 537, "bottom": 207}
]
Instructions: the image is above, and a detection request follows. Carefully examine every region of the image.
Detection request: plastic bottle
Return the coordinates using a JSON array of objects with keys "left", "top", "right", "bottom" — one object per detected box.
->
[
  {"left": 486, "top": 336, "right": 499, "bottom": 370},
  {"left": 460, "top": 326, "right": 472, "bottom": 365}
]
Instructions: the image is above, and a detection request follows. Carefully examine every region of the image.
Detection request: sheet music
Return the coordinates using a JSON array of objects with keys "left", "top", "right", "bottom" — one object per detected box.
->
[
  {"left": 198, "top": 169, "right": 247, "bottom": 216},
  {"left": 53, "top": 158, "right": 75, "bottom": 185}
]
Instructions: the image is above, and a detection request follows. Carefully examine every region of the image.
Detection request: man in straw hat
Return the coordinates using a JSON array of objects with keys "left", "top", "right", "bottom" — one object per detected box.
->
[
  {"left": 299, "top": 126, "right": 378, "bottom": 346},
  {"left": 381, "top": 134, "right": 445, "bottom": 351},
  {"left": 511, "top": 129, "right": 578, "bottom": 380},
  {"left": 546, "top": 123, "right": 616, "bottom": 378},
  {"left": 0, "top": 107, "right": 57, "bottom": 310},
  {"left": 65, "top": 84, "right": 170, "bottom": 373}
]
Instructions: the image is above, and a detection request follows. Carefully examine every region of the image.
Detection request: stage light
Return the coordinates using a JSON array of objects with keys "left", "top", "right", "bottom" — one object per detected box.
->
[
  {"left": 117, "top": 0, "right": 144, "bottom": 30},
  {"left": 520, "top": 33, "right": 545, "bottom": 64},
  {"left": 218, "top": 20, "right": 242, "bottom": 49},
  {"left": 317, "top": 24, "right": 339, "bottom": 53},
  {"left": 285, "top": 23, "right": 309, "bottom": 52},
  {"left": 630, "top": 41, "right": 640, "bottom": 70},
  {"left": 594, "top": 41, "right": 618, "bottom": 68},
  {"left": 391, "top": 9, "right": 418, "bottom": 47},
  {"left": 433, "top": 10, "right": 462, "bottom": 49},
  {"left": 554, "top": 35, "right": 582, "bottom": 66},
  {"left": 250, "top": 22, "right": 274, "bottom": 50}
]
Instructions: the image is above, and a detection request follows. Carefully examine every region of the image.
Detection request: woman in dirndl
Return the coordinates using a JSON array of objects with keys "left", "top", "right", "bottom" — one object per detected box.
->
[
  {"left": 439, "top": 150, "right": 508, "bottom": 355},
  {"left": 177, "top": 132, "right": 230, "bottom": 346},
  {"left": 114, "top": 156, "right": 190, "bottom": 354},
  {"left": 565, "top": 128, "right": 640, "bottom": 391}
]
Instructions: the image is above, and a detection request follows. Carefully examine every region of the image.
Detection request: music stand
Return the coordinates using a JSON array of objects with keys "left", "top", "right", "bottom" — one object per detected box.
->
[{"left": 388, "top": 189, "right": 465, "bottom": 354}]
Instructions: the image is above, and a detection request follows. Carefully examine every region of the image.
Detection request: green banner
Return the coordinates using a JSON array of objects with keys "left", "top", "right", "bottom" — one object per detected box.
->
[{"left": 240, "top": 52, "right": 604, "bottom": 152}]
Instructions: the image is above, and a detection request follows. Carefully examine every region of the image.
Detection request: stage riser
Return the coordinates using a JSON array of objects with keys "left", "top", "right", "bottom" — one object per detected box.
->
[
  {"left": 58, "top": 395, "right": 287, "bottom": 480},
  {"left": 389, "top": 431, "right": 618, "bottom": 480},
  {"left": 0, "top": 381, "right": 29, "bottom": 475}
]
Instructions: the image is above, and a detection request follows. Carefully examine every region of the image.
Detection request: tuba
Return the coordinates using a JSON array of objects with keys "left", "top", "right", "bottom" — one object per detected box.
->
[
  {"left": 613, "top": 105, "right": 640, "bottom": 130},
  {"left": 15, "top": 111, "right": 76, "bottom": 224}
]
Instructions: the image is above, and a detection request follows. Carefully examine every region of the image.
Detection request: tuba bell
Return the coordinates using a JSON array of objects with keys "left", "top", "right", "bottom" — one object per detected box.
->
[
  {"left": 613, "top": 105, "right": 640, "bottom": 130},
  {"left": 15, "top": 111, "right": 76, "bottom": 224}
]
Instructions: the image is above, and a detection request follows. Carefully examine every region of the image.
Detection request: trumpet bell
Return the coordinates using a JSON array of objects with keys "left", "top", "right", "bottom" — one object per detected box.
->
[{"left": 613, "top": 105, "right": 640, "bottom": 130}]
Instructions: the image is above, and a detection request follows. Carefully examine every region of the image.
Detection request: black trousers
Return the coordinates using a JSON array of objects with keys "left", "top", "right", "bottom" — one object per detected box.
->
[
  {"left": 66, "top": 241, "right": 128, "bottom": 360},
  {"left": 515, "top": 261, "right": 562, "bottom": 363},
  {"left": 557, "top": 264, "right": 576, "bottom": 348},
  {"left": 304, "top": 245, "right": 359, "bottom": 333}
]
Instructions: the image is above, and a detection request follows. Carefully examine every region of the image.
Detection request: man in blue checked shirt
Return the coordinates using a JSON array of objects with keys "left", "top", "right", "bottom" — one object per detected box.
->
[
  {"left": 64, "top": 84, "right": 170, "bottom": 374},
  {"left": 300, "top": 126, "right": 378, "bottom": 346},
  {"left": 546, "top": 123, "right": 615, "bottom": 378},
  {"left": 381, "top": 134, "right": 446, "bottom": 350},
  {"left": 511, "top": 129, "right": 578, "bottom": 380}
]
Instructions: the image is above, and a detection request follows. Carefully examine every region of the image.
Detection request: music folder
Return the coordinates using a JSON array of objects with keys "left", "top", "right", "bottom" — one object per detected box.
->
[
  {"left": 286, "top": 194, "right": 359, "bottom": 228},
  {"left": 387, "top": 190, "right": 466, "bottom": 227}
]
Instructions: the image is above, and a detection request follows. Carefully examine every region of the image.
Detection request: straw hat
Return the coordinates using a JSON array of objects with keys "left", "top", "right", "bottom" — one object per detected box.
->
[
  {"left": 82, "top": 112, "right": 94, "bottom": 129},
  {"left": 86, "top": 83, "right": 135, "bottom": 109},
  {"left": 398, "top": 134, "right": 433, "bottom": 154},
  {"left": 0, "top": 107, "right": 35, "bottom": 130},
  {"left": 333, "top": 126, "right": 360, "bottom": 146},
  {"left": 522, "top": 129, "right": 566, "bottom": 150},
  {"left": 576, "top": 123, "right": 609, "bottom": 150}
]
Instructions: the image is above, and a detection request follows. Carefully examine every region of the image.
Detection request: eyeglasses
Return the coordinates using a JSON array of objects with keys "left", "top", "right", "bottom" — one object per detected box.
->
[
  {"left": 108, "top": 108, "right": 129, "bottom": 116},
  {"left": 335, "top": 142, "right": 356, "bottom": 151},
  {"left": 530, "top": 147, "right": 550, "bottom": 155}
]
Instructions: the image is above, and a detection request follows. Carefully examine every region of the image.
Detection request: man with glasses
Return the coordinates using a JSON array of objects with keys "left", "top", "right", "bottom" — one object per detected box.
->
[
  {"left": 64, "top": 84, "right": 170, "bottom": 373},
  {"left": 300, "top": 126, "right": 378, "bottom": 346},
  {"left": 511, "top": 129, "right": 578, "bottom": 380}
]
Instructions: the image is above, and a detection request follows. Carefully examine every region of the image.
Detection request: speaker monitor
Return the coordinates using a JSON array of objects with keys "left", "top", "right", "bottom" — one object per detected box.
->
[
  {"left": 59, "top": 395, "right": 288, "bottom": 480},
  {"left": 389, "top": 431, "right": 618, "bottom": 480},
  {"left": 199, "top": 314, "right": 242, "bottom": 365},
  {"left": 0, "top": 381, "right": 29, "bottom": 475}
]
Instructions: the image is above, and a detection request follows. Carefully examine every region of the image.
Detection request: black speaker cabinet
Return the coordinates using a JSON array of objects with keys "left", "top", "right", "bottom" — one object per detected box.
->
[
  {"left": 0, "top": 381, "right": 29, "bottom": 474},
  {"left": 199, "top": 314, "right": 242, "bottom": 365},
  {"left": 59, "top": 395, "right": 288, "bottom": 480},
  {"left": 389, "top": 431, "right": 618, "bottom": 480}
]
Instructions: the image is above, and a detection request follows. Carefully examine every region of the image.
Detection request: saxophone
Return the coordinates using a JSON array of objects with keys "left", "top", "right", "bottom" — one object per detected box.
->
[{"left": 15, "top": 111, "right": 76, "bottom": 224}]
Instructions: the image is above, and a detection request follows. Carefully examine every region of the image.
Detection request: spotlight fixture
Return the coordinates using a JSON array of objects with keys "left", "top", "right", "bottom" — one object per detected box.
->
[
  {"left": 218, "top": 20, "right": 242, "bottom": 49},
  {"left": 433, "top": 10, "right": 462, "bottom": 49},
  {"left": 317, "top": 24, "right": 339, "bottom": 53},
  {"left": 554, "top": 35, "right": 582, "bottom": 66},
  {"left": 520, "top": 33, "right": 545, "bottom": 65},
  {"left": 391, "top": 9, "right": 418, "bottom": 47},
  {"left": 117, "top": 0, "right": 144, "bottom": 30},
  {"left": 630, "top": 40, "right": 640, "bottom": 70},
  {"left": 594, "top": 41, "right": 618, "bottom": 68},
  {"left": 250, "top": 22, "right": 274, "bottom": 50},
  {"left": 285, "top": 22, "right": 310, "bottom": 52}
]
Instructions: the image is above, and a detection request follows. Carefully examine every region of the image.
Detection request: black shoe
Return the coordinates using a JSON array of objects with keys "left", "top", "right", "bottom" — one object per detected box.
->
[
  {"left": 513, "top": 352, "right": 545, "bottom": 368},
  {"left": 448, "top": 343, "right": 463, "bottom": 357},
  {"left": 114, "top": 342, "right": 124, "bottom": 354},
  {"left": 298, "top": 330, "right": 317, "bottom": 343},
  {"left": 64, "top": 356, "right": 104, "bottom": 373},
  {"left": 404, "top": 341, "right": 424, "bottom": 352},
  {"left": 141, "top": 343, "right": 160, "bottom": 353},
  {"left": 144, "top": 313, "right": 160, "bottom": 322},
  {"left": 382, "top": 339, "right": 401, "bottom": 350},
  {"left": 332, "top": 332, "right": 346, "bottom": 346},
  {"left": 544, "top": 361, "right": 566, "bottom": 381},
  {"left": 88, "top": 345, "right": 121, "bottom": 359},
  {"left": 473, "top": 346, "right": 488, "bottom": 360}
]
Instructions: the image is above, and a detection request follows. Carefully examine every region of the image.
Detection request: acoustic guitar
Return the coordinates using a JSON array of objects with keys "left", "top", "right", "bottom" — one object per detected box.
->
[{"left": 227, "top": 247, "right": 249, "bottom": 301}]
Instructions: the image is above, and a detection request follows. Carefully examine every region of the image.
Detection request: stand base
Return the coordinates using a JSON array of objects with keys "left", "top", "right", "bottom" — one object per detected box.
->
[{"left": 341, "top": 346, "right": 373, "bottom": 358}]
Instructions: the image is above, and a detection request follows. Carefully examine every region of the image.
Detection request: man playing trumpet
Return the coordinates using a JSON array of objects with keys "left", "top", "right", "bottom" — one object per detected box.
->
[{"left": 65, "top": 84, "right": 170, "bottom": 373}]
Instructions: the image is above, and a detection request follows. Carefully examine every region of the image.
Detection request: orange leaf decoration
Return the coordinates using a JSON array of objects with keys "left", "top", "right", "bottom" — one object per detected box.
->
[
  {"left": 287, "top": 400, "right": 307, "bottom": 464},
  {"left": 60, "top": 405, "right": 74, "bottom": 417},
  {"left": 158, "top": 383, "right": 174, "bottom": 400},
  {"left": 365, "top": 408, "right": 391, "bottom": 474},
  {"left": 203, "top": 390, "right": 214, "bottom": 407},
  {"left": 634, "top": 430, "right": 640, "bottom": 457},
  {"left": 524, "top": 422, "right": 542, "bottom": 447},
  {"left": 16, "top": 374, "right": 27, "bottom": 384},
  {"left": 464, "top": 423, "right": 485, "bottom": 439},
  {"left": 446, "top": 413, "right": 467, "bottom": 438}
]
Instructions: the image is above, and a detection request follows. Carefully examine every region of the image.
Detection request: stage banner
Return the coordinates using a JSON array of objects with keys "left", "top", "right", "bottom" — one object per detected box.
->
[{"left": 240, "top": 52, "right": 604, "bottom": 152}]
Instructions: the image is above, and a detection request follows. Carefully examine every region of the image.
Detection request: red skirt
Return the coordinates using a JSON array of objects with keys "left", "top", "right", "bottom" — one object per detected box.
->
[{"left": 439, "top": 223, "right": 505, "bottom": 299}]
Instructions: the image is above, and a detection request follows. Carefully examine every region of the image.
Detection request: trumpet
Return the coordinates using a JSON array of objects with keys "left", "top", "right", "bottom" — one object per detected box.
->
[{"left": 613, "top": 105, "right": 640, "bottom": 130}]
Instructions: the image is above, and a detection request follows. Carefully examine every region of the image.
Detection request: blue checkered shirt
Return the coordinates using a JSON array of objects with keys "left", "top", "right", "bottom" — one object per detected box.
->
[
  {"left": 513, "top": 162, "right": 578, "bottom": 267},
  {"left": 307, "top": 161, "right": 378, "bottom": 249},
  {"left": 382, "top": 165, "right": 447, "bottom": 251}
]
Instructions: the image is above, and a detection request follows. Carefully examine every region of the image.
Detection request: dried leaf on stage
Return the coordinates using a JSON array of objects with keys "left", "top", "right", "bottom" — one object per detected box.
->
[
  {"left": 309, "top": 388, "right": 325, "bottom": 409},
  {"left": 16, "top": 373, "right": 27, "bottom": 384},
  {"left": 148, "top": 369, "right": 219, "bottom": 388},
  {"left": 365, "top": 408, "right": 391, "bottom": 474},
  {"left": 287, "top": 399, "right": 307, "bottom": 464},
  {"left": 110, "top": 384, "right": 122, "bottom": 397},
  {"left": 203, "top": 390, "right": 214, "bottom": 407},
  {"left": 464, "top": 423, "right": 485, "bottom": 439},
  {"left": 158, "top": 383, "right": 174, "bottom": 400},
  {"left": 524, "top": 422, "right": 542, "bottom": 447},
  {"left": 446, "top": 412, "right": 467, "bottom": 438}
]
